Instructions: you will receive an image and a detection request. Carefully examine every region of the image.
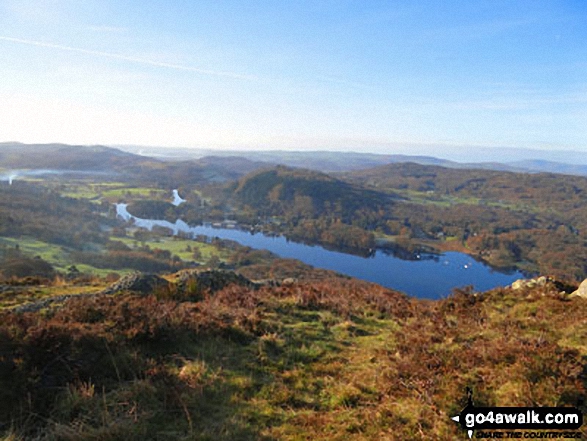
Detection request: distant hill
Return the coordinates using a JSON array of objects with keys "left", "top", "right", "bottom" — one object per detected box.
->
[
  {"left": 225, "top": 166, "right": 401, "bottom": 250},
  {"left": 231, "top": 165, "right": 394, "bottom": 219},
  {"left": 115, "top": 145, "right": 542, "bottom": 174},
  {"left": 0, "top": 142, "right": 147, "bottom": 171},
  {"left": 118, "top": 146, "right": 409, "bottom": 171},
  {"left": 509, "top": 159, "right": 587, "bottom": 176},
  {"left": 194, "top": 156, "right": 269, "bottom": 176},
  {"left": 342, "top": 161, "right": 587, "bottom": 203},
  {"left": 0, "top": 143, "right": 270, "bottom": 186},
  {"left": 236, "top": 151, "right": 403, "bottom": 172},
  {"left": 6, "top": 142, "right": 587, "bottom": 187}
]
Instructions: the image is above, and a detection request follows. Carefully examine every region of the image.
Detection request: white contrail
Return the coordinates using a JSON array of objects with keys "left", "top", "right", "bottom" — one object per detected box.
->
[{"left": 0, "top": 35, "right": 256, "bottom": 80}]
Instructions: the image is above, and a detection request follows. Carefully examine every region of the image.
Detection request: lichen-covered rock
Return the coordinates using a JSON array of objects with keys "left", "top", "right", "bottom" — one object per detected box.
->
[
  {"left": 511, "top": 276, "right": 548, "bottom": 290},
  {"left": 103, "top": 272, "right": 171, "bottom": 295},
  {"left": 509, "top": 276, "right": 576, "bottom": 298}
]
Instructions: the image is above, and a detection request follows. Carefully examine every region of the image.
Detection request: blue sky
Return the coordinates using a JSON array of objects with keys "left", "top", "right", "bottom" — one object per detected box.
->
[{"left": 0, "top": 0, "right": 586, "bottom": 155}]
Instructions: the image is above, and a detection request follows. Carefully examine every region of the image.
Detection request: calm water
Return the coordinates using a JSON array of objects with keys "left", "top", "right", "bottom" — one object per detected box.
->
[{"left": 116, "top": 203, "right": 525, "bottom": 299}]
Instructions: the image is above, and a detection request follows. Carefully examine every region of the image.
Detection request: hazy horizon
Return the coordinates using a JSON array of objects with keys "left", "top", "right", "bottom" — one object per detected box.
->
[{"left": 4, "top": 139, "right": 587, "bottom": 166}]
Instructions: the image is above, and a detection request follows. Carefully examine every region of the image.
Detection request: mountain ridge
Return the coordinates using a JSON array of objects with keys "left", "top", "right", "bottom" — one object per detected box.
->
[{"left": 5, "top": 142, "right": 587, "bottom": 177}]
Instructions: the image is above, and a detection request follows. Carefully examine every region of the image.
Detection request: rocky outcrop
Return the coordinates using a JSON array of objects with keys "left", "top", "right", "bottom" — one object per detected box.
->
[
  {"left": 570, "top": 279, "right": 587, "bottom": 299},
  {"left": 175, "top": 269, "right": 259, "bottom": 295},
  {"left": 510, "top": 276, "right": 549, "bottom": 290},
  {"left": 510, "top": 276, "right": 576, "bottom": 296},
  {"left": 10, "top": 270, "right": 268, "bottom": 314},
  {"left": 103, "top": 272, "right": 171, "bottom": 295},
  {"left": 13, "top": 273, "right": 172, "bottom": 312},
  {"left": 12, "top": 293, "right": 95, "bottom": 313}
]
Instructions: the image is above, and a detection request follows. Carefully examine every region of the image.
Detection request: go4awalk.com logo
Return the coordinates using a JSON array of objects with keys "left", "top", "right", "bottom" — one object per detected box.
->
[{"left": 451, "top": 388, "right": 583, "bottom": 439}]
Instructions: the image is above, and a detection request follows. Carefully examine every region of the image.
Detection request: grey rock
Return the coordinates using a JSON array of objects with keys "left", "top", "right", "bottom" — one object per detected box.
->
[
  {"left": 176, "top": 269, "right": 258, "bottom": 295},
  {"left": 570, "top": 279, "right": 587, "bottom": 299},
  {"left": 103, "top": 272, "right": 171, "bottom": 295},
  {"left": 11, "top": 293, "right": 94, "bottom": 313},
  {"left": 511, "top": 276, "right": 549, "bottom": 290}
]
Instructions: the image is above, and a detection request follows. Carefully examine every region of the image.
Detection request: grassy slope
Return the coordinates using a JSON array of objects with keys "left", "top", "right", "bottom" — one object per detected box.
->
[
  {"left": 1, "top": 276, "right": 585, "bottom": 440},
  {"left": 116, "top": 237, "right": 221, "bottom": 263}
]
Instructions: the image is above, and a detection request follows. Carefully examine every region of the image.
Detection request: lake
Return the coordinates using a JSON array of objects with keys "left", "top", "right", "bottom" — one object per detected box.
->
[{"left": 116, "top": 203, "right": 525, "bottom": 299}]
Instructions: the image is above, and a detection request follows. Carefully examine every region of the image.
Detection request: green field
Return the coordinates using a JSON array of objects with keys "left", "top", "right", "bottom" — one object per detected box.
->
[
  {"left": 117, "top": 235, "right": 224, "bottom": 263},
  {"left": 58, "top": 182, "right": 170, "bottom": 201},
  {"left": 0, "top": 237, "right": 142, "bottom": 277},
  {"left": 101, "top": 187, "right": 168, "bottom": 199},
  {"left": 394, "top": 189, "right": 539, "bottom": 212},
  {"left": 0, "top": 237, "right": 70, "bottom": 271}
]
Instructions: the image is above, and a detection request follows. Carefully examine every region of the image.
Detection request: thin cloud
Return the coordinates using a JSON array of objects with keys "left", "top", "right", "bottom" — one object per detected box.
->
[{"left": 0, "top": 36, "right": 257, "bottom": 81}]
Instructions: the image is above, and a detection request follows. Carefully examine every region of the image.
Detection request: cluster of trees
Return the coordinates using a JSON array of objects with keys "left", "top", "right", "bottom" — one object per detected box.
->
[
  {"left": 231, "top": 166, "right": 389, "bottom": 222},
  {"left": 125, "top": 198, "right": 206, "bottom": 226},
  {"left": 124, "top": 158, "right": 256, "bottom": 188},
  {"left": 0, "top": 182, "right": 110, "bottom": 248},
  {"left": 221, "top": 166, "right": 389, "bottom": 251},
  {"left": 126, "top": 200, "right": 179, "bottom": 220},
  {"left": 343, "top": 163, "right": 587, "bottom": 280},
  {"left": 289, "top": 219, "right": 375, "bottom": 250},
  {"left": 72, "top": 241, "right": 187, "bottom": 273},
  {"left": 0, "top": 183, "right": 207, "bottom": 277},
  {"left": 0, "top": 246, "right": 55, "bottom": 280}
]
